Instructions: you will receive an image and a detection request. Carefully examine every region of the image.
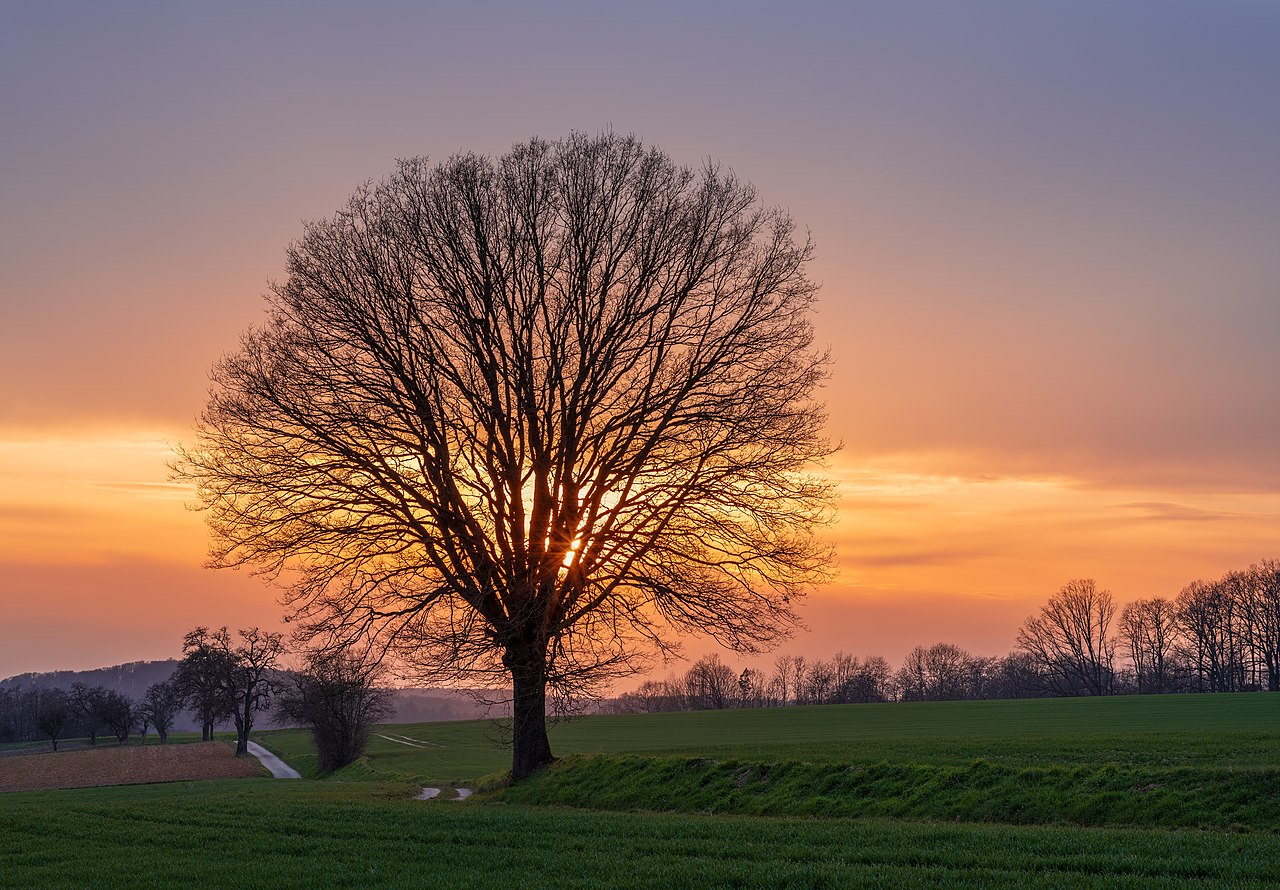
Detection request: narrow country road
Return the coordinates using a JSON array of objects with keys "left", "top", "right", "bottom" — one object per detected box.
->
[{"left": 246, "top": 741, "right": 301, "bottom": 779}]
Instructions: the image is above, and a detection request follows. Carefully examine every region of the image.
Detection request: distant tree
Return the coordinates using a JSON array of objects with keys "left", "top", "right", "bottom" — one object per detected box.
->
[
  {"left": 840, "top": 655, "right": 892, "bottom": 703},
  {"left": 173, "top": 627, "right": 235, "bottom": 741},
  {"left": 142, "top": 680, "right": 184, "bottom": 744},
  {"left": 69, "top": 683, "right": 109, "bottom": 746},
  {"left": 1236, "top": 560, "right": 1280, "bottom": 691},
  {"left": 737, "top": 667, "right": 765, "bottom": 708},
  {"left": 175, "top": 132, "right": 835, "bottom": 780},
  {"left": 802, "top": 658, "right": 835, "bottom": 704},
  {"left": 36, "top": 688, "right": 71, "bottom": 752},
  {"left": 983, "top": 653, "right": 1045, "bottom": 699},
  {"left": 100, "top": 690, "right": 135, "bottom": 745},
  {"left": 682, "top": 654, "right": 737, "bottom": 710},
  {"left": 1118, "top": 597, "right": 1181, "bottom": 694},
  {"left": 210, "top": 627, "right": 285, "bottom": 756},
  {"left": 276, "top": 649, "right": 395, "bottom": 773},
  {"left": 0, "top": 687, "right": 18, "bottom": 743},
  {"left": 1176, "top": 579, "right": 1247, "bottom": 692},
  {"left": 1016, "top": 579, "right": 1117, "bottom": 696}
]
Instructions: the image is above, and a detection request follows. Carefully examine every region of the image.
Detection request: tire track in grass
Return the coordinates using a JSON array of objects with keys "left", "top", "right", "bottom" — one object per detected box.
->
[{"left": 379, "top": 734, "right": 445, "bottom": 748}]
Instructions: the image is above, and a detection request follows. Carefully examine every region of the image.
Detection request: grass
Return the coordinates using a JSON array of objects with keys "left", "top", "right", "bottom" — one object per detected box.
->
[
  {"left": 495, "top": 754, "right": 1280, "bottom": 830},
  {"left": 3, "top": 693, "right": 1277, "bottom": 886},
  {"left": 261, "top": 692, "right": 1280, "bottom": 784},
  {"left": 2, "top": 779, "right": 1279, "bottom": 888}
]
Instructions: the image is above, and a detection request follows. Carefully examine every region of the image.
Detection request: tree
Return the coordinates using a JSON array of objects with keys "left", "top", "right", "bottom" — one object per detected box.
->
[
  {"left": 36, "top": 688, "right": 71, "bottom": 752},
  {"left": 100, "top": 690, "right": 135, "bottom": 745},
  {"left": 276, "top": 649, "right": 396, "bottom": 772},
  {"left": 173, "top": 627, "right": 235, "bottom": 741},
  {"left": 1117, "top": 597, "right": 1181, "bottom": 694},
  {"left": 176, "top": 132, "right": 834, "bottom": 780},
  {"left": 1176, "top": 578, "right": 1246, "bottom": 692},
  {"left": 69, "top": 683, "right": 108, "bottom": 746},
  {"left": 209, "top": 627, "right": 285, "bottom": 756},
  {"left": 1016, "top": 579, "right": 1117, "bottom": 696},
  {"left": 142, "top": 680, "right": 184, "bottom": 744},
  {"left": 1236, "top": 561, "right": 1280, "bottom": 691},
  {"left": 681, "top": 654, "right": 737, "bottom": 710}
]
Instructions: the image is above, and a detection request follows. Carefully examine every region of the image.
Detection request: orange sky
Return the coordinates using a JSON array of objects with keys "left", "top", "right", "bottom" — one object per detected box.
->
[{"left": 2, "top": 3, "right": 1278, "bottom": 679}]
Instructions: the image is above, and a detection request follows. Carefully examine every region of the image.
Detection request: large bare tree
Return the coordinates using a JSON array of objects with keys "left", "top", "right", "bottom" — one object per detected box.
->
[{"left": 177, "top": 132, "right": 835, "bottom": 779}]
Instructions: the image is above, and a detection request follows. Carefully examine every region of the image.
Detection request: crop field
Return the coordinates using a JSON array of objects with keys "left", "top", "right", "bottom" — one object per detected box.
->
[
  {"left": 266, "top": 691, "right": 1280, "bottom": 783},
  {"left": 1, "top": 693, "right": 1277, "bottom": 887},
  {"left": 3, "top": 779, "right": 1279, "bottom": 888}
]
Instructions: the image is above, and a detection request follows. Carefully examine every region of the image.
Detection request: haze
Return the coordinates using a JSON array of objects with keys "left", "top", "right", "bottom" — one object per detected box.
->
[{"left": 2, "top": 1, "right": 1278, "bottom": 678}]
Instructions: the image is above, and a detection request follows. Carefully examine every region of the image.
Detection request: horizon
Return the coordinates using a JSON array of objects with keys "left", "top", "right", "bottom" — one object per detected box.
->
[{"left": 3, "top": 2, "right": 1279, "bottom": 679}]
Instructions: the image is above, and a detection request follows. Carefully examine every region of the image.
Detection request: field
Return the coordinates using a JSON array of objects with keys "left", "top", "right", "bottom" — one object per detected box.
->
[
  {"left": 263, "top": 692, "right": 1280, "bottom": 783},
  {"left": 0, "top": 740, "right": 263, "bottom": 791},
  {"left": 1, "top": 693, "right": 1278, "bottom": 887}
]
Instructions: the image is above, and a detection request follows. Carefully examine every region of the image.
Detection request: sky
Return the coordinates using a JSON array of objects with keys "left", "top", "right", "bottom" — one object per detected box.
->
[{"left": 2, "top": 1, "right": 1278, "bottom": 680}]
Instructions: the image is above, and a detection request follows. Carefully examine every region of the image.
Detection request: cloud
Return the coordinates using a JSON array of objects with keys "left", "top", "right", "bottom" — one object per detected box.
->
[
  {"left": 1119, "top": 501, "right": 1261, "bottom": 523},
  {"left": 850, "top": 548, "right": 992, "bottom": 569}
]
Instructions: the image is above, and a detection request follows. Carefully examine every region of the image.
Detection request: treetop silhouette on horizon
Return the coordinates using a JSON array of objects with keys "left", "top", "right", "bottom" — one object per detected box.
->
[{"left": 176, "top": 131, "right": 835, "bottom": 779}]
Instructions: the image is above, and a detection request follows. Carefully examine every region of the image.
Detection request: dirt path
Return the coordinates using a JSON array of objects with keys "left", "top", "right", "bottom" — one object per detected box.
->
[
  {"left": 246, "top": 741, "right": 301, "bottom": 778},
  {"left": 416, "top": 786, "right": 472, "bottom": 800}
]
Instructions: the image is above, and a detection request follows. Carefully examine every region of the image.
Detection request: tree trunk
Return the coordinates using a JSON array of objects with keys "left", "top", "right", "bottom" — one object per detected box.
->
[
  {"left": 507, "top": 645, "right": 553, "bottom": 781},
  {"left": 235, "top": 700, "right": 250, "bottom": 756}
]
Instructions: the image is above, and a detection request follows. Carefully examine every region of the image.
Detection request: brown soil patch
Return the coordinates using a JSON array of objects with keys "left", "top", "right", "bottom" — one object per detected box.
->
[{"left": 0, "top": 742, "right": 267, "bottom": 792}]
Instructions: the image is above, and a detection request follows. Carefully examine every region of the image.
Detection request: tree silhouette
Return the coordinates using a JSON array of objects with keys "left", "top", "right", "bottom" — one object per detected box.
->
[
  {"left": 177, "top": 132, "right": 834, "bottom": 779},
  {"left": 1017, "top": 579, "right": 1116, "bottom": 696}
]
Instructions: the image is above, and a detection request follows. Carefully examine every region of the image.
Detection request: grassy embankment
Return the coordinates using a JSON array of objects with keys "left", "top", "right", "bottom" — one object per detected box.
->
[{"left": 260, "top": 693, "right": 1280, "bottom": 830}]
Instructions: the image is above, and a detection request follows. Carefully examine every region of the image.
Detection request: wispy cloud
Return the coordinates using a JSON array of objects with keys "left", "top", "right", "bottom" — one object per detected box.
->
[{"left": 1119, "top": 501, "right": 1260, "bottom": 523}]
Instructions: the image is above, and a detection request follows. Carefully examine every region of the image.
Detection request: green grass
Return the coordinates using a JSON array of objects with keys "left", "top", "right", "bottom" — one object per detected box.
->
[
  {"left": 261, "top": 692, "right": 1280, "bottom": 784},
  {"left": 2, "top": 779, "right": 1279, "bottom": 888},
  {"left": 495, "top": 754, "right": 1280, "bottom": 830},
  {"left": 4, "top": 693, "right": 1277, "bottom": 886}
]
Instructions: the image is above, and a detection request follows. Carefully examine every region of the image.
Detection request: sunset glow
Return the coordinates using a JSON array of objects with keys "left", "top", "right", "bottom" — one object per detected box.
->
[{"left": 2, "top": 3, "right": 1278, "bottom": 680}]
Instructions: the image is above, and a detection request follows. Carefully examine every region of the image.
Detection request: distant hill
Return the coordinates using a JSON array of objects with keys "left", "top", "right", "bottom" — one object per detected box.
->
[
  {"left": 1, "top": 661, "right": 507, "bottom": 727},
  {"left": 0, "top": 660, "right": 180, "bottom": 699}
]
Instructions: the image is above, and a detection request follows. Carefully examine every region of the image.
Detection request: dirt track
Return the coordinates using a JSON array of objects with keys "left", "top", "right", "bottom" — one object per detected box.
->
[{"left": 0, "top": 742, "right": 266, "bottom": 792}]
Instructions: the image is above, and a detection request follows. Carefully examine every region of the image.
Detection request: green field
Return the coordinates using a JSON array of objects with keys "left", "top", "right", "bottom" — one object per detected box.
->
[
  {"left": 265, "top": 692, "right": 1280, "bottom": 782},
  {"left": 2, "top": 693, "right": 1278, "bottom": 887},
  {"left": 3, "top": 779, "right": 1279, "bottom": 888}
]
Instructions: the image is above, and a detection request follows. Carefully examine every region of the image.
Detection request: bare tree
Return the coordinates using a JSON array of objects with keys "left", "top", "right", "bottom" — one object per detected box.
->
[
  {"left": 68, "top": 683, "right": 108, "bottom": 746},
  {"left": 841, "top": 655, "right": 892, "bottom": 703},
  {"left": 276, "top": 649, "right": 395, "bottom": 773},
  {"left": 36, "top": 688, "right": 71, "bottom": 752},
  {"left": 210, "top": 627, "right": 284, "bottom": 756},
  {"left": 1176, "top": 578, "right": 1247, "bottom": 692},
  {"left": 1236, "top": 561, "right": 1280, "bottom": 691},
  {"left": 100, "top": 690, "right": 135, "bottom": 745},
  {"left": 681, "top": 654, "right": 738, "bottom": 710},
  {"left": 1118, "top": 597, "right": 1181, "bottom": 694},
  {"left": 176, "top": 132, "right": 834, "bottom": 779},
  {"left": 173, "top": 627, "right": 235, "bottom": 741},
  {"left": 1016, "top": 579, "right": 1117, "bottom": 696},
  {"left": 737, "top": 668, "right": 765, "bottom": 708},
  {"left": 142, "top": 680, "right": 184, "bottom": 744}
]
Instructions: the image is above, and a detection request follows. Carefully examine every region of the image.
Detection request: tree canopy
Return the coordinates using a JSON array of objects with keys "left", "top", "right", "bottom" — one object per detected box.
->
[{"left": 177, "top": 131, "right": 835, "bottom": 778}]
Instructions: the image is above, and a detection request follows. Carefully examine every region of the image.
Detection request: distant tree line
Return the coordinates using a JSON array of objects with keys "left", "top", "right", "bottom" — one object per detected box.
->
[
  {"left": 0, "top": 679, "right": 185, "bottom": 750},
  {"left": 606, "top": 560, "right": 1280, "bottom": 712},
  {"left": 0, "top": 625, "right": 393, "bottom": 773}
]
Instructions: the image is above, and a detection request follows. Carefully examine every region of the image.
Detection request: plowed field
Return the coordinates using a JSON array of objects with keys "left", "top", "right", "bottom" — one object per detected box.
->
[{"left": 0, "top": 742, "right": 265, "bottom": 792}]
